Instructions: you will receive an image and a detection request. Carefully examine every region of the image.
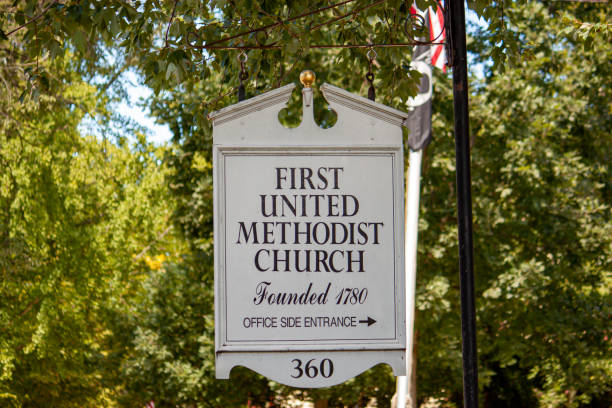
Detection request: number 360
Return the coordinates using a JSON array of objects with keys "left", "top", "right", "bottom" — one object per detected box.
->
[{"left": 291, "top": 358, "right": 334, "bottom": 378}]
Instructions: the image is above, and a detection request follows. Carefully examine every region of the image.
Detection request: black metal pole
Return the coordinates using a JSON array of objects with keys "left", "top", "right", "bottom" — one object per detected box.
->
[{"left": 449, "top": 0, "right": 478, "bottom": 407}]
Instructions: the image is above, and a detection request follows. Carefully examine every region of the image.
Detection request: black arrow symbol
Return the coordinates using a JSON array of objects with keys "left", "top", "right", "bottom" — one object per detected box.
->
[{"left": 359, "top": 317, "right": 376, "bottom": 326}]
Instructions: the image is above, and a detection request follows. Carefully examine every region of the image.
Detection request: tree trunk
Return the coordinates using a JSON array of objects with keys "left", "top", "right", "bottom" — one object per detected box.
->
[{"left": 314, "top": 399, "right": 328, "bottom": 408}]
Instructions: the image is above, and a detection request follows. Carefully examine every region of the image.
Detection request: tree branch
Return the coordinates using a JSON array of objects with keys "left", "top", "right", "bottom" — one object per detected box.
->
[
  {"left": 6, "top": 1, "right": 60, "bottom": 37},
  {"left": 18, "top": 297, "right": 41, "bottom": 318},
  {"left": 164, "top": 0, "right": 180, "bottom": 48},
  {"left": 133, "top": 225, "right": 173, "bottom": 261},
  {"left": 200, "top": 0, "right": 356, "bottom": 48},
  {"left": 99, "top": 61, "right": 129, "bottom": 94},
  {"left": 0, "top": 298, "right": 41, "bottom": 332}
]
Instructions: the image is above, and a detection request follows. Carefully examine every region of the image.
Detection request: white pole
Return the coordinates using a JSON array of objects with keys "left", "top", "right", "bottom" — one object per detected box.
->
[{"left": 395, "top": 148, "right": 423, "bottom": 408}]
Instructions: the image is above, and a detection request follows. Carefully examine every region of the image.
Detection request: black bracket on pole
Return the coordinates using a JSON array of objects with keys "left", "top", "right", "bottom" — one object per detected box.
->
[
  {"left": 443, "top": 0, "right": 454, "bottom": 69},
  {"left": 448, "top": 0, "right": 479, "bottom": 407}
]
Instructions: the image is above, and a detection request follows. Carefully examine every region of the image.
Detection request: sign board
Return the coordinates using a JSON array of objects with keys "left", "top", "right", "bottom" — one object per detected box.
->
[{"left": 210, "top": 80, "right": 409, "bottom": 387}]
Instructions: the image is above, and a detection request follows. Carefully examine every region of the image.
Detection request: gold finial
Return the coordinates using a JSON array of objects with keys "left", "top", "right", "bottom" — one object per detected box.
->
[{"left": 299, "top": 70, "right": 316, "bottom": 88}]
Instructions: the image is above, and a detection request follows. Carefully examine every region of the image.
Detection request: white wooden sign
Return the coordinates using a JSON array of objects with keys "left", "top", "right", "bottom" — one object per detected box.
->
[{"left": 210, "top": 78, "right": 410, "bottom": 388}]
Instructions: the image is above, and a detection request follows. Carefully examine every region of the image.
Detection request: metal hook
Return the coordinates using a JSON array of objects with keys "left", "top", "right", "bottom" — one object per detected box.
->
[
  {"left": 238, "top": 50, "right": 249, "bottom": 81},
  {"left": 238, "top": 50, "right": 248, "bottom": 63},
  {"left": 366, "top": 47, "right": 377, "bottom": 62},
  {"left": 404, "top": 13, "right": 426, "bottom": 40}
]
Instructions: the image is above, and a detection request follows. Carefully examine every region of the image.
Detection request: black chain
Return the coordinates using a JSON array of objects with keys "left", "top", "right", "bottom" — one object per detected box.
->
[
  {"left": 366, "top": 48, "right": 377, "bottom": 101},
  {"left": 238, "top": 51, "right": 249, "bottom": 101}
]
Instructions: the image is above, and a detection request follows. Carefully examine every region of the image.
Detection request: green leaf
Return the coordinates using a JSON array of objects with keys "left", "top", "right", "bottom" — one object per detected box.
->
[
  {"left": 166, "top": 62, "right": 178, "bottom": 81},
  {"left": 72, "top": 29, "right": 87, "bottom": 53},
  {"left": 15, "top": 12, "right": 26, "bottom": 26},
  {"left": 109, "top": 15, "right": 120, "bottom": 37}
]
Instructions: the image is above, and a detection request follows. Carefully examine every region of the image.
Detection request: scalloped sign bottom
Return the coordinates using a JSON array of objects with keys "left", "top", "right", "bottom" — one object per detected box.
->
[{"left": 217, "top": 351, "right": 406, "bottom": 388}]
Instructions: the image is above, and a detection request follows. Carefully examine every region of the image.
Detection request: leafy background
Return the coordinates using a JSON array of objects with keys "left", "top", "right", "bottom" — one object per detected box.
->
[{"left": 0, "top": 0, "right": 610, "bottom": 407}]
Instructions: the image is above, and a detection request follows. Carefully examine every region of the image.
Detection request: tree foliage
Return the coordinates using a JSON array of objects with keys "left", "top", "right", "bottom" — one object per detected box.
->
[
  {"left": 1, "top": 0, "right": 610, "bottom": 407},
  {"left": 416, "top": 2, "right": 611, "bottom": 407},
  {"left": 0, "top": 20, "right": 180, "bottom": 407}
]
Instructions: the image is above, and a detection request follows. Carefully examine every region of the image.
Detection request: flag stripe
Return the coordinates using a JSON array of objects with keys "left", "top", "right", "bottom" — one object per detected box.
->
[{"left": 428, "top": 4, "right": 446, "bottom": 71}]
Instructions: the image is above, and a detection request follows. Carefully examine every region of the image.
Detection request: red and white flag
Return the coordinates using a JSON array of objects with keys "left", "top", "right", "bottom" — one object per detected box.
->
[{"left": 410, "top": 1, "right": 447, "bottom": 71}]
